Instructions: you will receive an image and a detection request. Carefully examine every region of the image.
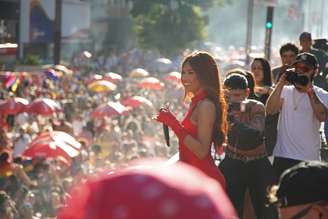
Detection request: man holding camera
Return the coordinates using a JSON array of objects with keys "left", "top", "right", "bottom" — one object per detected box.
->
[
  {"left": 266, "top": 52, "right": 328, "bottom": 178},
  {"left": 220, "top": 73, "right": 277, "bottom": 219}
]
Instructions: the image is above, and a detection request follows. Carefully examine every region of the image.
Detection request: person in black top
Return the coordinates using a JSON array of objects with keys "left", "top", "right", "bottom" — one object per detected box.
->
[{"left": 220, "top": 72, "right": 277, "bottom": 219}]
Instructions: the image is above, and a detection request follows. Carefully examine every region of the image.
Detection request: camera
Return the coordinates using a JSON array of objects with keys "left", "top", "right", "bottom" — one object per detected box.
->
[{"left": 285, "top": 69, "right": 309, "bottom": 86}]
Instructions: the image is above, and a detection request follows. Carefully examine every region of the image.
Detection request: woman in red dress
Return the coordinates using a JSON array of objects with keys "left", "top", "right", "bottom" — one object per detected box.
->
[{"left": 154, "top": 51, "right": 228, "bottom": 189}]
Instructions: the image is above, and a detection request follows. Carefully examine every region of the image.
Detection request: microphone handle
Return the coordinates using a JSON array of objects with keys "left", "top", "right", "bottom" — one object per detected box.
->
[{"left": 163, "top": 124, "right": 170, "bottom": 147}]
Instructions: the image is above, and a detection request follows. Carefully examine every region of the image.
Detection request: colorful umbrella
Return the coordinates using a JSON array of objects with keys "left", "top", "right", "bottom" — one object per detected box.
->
[
  {"left": 0, "top": 97, "right": 29, "bottom": 115},
  {"left": 138, "top": 77, "right": 164, "bottom": 90},
  {"left": 91, "top": 102, "right": 130, "bottom": 118},
  {"left": 45, "top": 68, "right": 60, "bottom": 81},
  {"left": 25, "top": 98, "right": 62, "bottom": 116},
  {"left": 2, "top": 72, "right": 17, "bottom": 89},
  {"left": 121, "top": 96, "right": 153, "bottom": 109},
  {"left": 164, "top": 71, "right": 181, "bottom": 83},
  {"left": 23, "top": 131, "right": 81, "bottom": 163},
  {"left": 129, "top": 68, "right": 149, "bottom": 78},
  {"left": 104, "top": 72, "right": 123, "bottom": 83},
  {"left": 88, "top": 80, "right": 117, "bottom": 93}
]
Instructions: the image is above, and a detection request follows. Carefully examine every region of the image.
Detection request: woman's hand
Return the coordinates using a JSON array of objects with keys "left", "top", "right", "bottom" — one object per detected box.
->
[
  {"left": 153, "top": 107, "right": 178, "bottom": 128},
  {"left": 153, "top": 107, "right": 186, "bottom": 141}
]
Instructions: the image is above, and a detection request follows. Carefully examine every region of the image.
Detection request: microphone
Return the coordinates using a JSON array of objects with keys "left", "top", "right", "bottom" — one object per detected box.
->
[{"left": 163, "top": 124, "right": 170, "bottom": 146}]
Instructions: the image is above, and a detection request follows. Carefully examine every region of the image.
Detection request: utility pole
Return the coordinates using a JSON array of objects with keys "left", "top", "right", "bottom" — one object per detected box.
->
[
  {"left": 18, "top": 0, "right": 23, "bottom": 60},
  {"left": 245, "top": 0, "right": 254, "bottom": 65},
  {"left": 264, "top": 6, "right": 274, "bottom": 60},
  {"left": 54, "top": 0, "right": 62, "bottom": 65}
]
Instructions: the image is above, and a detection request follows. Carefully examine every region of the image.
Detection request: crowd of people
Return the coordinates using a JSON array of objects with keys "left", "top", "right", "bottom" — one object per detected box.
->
[{"left": 0, "top": 31, "right": 328, "bottom": 219}]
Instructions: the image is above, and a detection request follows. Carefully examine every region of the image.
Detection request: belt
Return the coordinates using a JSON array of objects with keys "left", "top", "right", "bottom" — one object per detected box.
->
[
  {"left": 225, "top": 146, "right": 267, "bottom": 163},
  {"left": 226, "top": 143, "right": 267, "bottom": 156}
]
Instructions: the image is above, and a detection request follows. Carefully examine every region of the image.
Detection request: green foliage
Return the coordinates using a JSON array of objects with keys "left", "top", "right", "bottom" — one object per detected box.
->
[
  {"left": 18, "top": 54, "right": 41, "bottom": 65},
  {"left": 130, "top": 0, "right": 225, "bottom": 56}
]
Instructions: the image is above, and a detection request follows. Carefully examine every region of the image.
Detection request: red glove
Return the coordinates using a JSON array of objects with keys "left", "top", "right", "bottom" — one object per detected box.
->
[{"left": 154, "top": 108, "right": 187, "bottom": 141}]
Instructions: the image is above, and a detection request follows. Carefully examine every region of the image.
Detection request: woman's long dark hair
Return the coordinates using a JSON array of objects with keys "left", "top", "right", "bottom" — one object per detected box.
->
[
  {"left": 252, "top": 58, "right": 273, "bottom": 87},
  {"left": 182, "top": 51, "right": 228, "bottom": 148}
]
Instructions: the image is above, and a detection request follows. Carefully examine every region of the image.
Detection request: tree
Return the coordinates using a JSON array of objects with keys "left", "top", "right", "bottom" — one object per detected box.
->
[{"left": 130, "top": 0, "right": 226, "bottom": 56}]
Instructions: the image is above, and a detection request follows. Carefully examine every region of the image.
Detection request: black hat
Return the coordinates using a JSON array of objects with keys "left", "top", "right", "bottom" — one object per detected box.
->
[
  {"left": 292, "top": 52, "right": 319, "bottom": 69},
  {"left": 299, "top": 32, "right": 312, "bottom": 40},
  {"left": 274, "top": 161, "right": 328, "bottom": 208}
]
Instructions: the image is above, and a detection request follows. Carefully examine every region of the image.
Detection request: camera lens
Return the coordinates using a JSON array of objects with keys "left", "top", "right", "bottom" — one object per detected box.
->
[{"left": 295, "top": 75, "right": 309, "bottom": 86}]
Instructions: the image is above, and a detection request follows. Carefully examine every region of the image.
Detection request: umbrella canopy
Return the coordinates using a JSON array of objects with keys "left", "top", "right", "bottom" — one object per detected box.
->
[
  {"left": 156, "top": 58, "right": 172, "bottom": 65},
  {"left": 154, "top": 58, "right": 173, "bottom": 72},
  {"left": 53, "top": 64, "right": 73, "bottom": 75},
  {"left": 45, "top": 68, "right": 60, "bottom": 81},
  {"left": 164, "top": 71, "right": 181, "bottom": 83},
  {"left": 25, "top": 98, "right": 62, "bottom": 116},
  {"left": 129, "top": 68, "right": 149, "bottom": 78},
  {"left": 58, "top": 160, "right": 237, "bottom": 219},
  {"left": 137, "top": 77, "right": 164, "bottom": 90},
  {"left": 86, "top": 74, "right": 103, "bottom": 85},
  {"left": 104, "top": 72, "right": 123, "bottom": 83},
  {"left": 23, "top": 131, "right": 81, "bottom": 164},
  {"left": 121, "top": 96, "right": 153, "bottom": 109},
  {"left": 88, "top": 80, "right": 117, "bottom": 93},
  {"left": 0, "top": 97, "right": 29, "bottom": 115},
  {"left": 91, "top": 102, "right": 130, "bottom": 118}
]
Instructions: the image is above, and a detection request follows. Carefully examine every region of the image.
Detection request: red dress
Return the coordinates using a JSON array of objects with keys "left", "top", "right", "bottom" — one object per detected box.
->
[{"left": 180, "top": 91, "right": 226, "bottom": 189}]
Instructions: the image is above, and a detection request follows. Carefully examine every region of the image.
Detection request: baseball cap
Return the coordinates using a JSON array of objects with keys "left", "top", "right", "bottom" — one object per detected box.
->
[
  {"left": 58, "top": 159, "right": 237, "bottom": 219},
  {"left": 271, "top": 161, "right": 328, "bottom": 208},
  {"left": 292, "top": 52, "right": 319, "bottom": 69}
]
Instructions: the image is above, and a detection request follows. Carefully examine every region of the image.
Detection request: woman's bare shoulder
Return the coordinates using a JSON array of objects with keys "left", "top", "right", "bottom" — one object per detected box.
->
[{"left": 197, "top": 99, "right": 216, "bottom": 114}]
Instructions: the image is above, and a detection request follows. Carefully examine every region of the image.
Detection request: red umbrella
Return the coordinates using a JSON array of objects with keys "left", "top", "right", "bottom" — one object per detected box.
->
[
  {"left": 137, "top": 77, "right": 164, "bottom": 90},
  {"left": 0, "top": 97, "right": 29, "bottom": 115},
  {"left": 164, "top": 71, "right": 181, "bottom": 83},
  {"left": 104, "top": 72, "right": 123, "bottom": 83},
  {"left": 91, "top": 102, "right": 130, "bottom": 119},
  {"left": 121, "top": 96, "right": 153, "bottom": 109},
  {"left": 23, "top": 131, "right": 81, "bottom": 163},
  {"left": 58, "top": 160, "right": 237, "bottom": 219},
  {"left": 25, "top": 98, "right": 62, "bottom": 116}
]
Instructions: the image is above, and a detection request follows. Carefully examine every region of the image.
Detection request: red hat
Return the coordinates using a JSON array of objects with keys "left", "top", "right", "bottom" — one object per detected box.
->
[{"left": 58, "top": 160, "right": 237, "bottom": 219}]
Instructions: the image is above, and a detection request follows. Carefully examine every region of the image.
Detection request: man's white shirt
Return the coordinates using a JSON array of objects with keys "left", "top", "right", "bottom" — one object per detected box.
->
[{"left": 273, "top": 85, "right": 328, "bottom": 160}]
